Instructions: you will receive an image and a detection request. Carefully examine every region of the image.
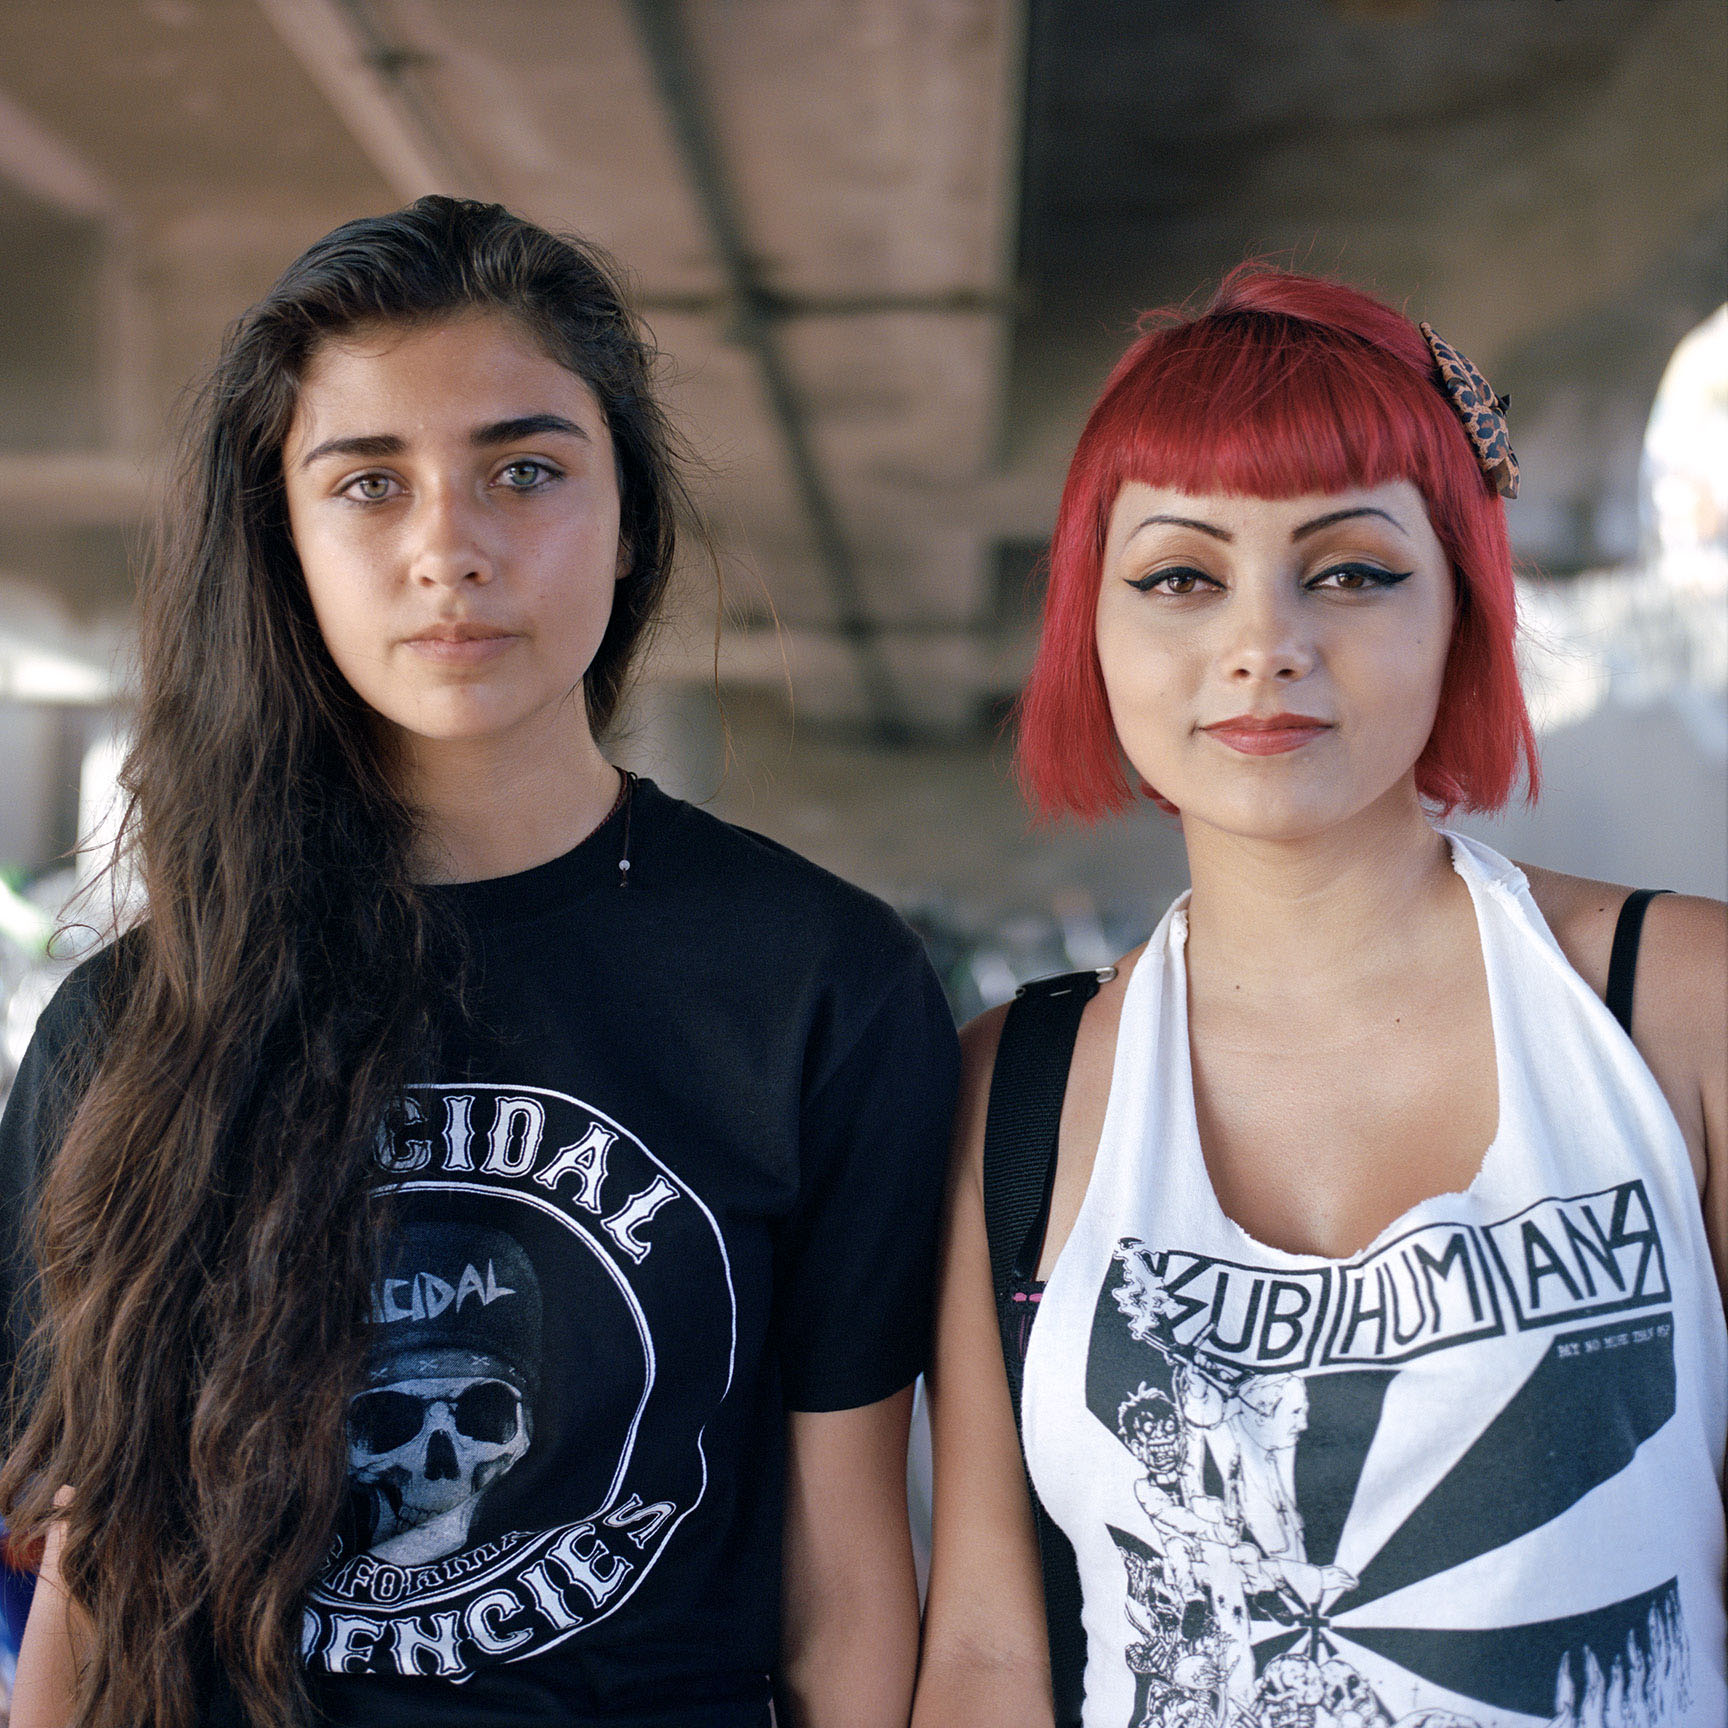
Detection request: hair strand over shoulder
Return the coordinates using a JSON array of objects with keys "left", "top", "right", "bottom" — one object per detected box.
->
[{"left": 0, "top": 197, "right": 697, "bottom": 1728}]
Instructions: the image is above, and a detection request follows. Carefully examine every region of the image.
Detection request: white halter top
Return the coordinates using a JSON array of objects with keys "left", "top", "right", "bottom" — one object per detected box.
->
[{"left": 1021, "top": 834, "right": 1727, "bottom": 1728}]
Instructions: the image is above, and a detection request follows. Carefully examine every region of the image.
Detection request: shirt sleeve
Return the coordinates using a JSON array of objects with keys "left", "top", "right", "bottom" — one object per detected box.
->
[
  {"left": 0, "top": 955, "right": 111, "bottom": 1386},
  {"left": 774, "top": 944, "right": 960, "bottom": 1413}
]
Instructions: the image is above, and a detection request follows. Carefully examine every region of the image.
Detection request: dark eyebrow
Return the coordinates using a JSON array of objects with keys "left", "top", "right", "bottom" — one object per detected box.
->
[
  {"left": 297, "top": 414, "right": 590, "bottom": 471},
  {"left": 298, "top": 432, "right": 405, "bottom": 469},
  {"left": 471, "top": 414, "right": 590, "bottom": 447},
  {"left": 1291, "top": 506, "right": 1407, "bottom": 540},
  {"left": 1127, "top": 513, "right": 1234, "bottom": 544}
]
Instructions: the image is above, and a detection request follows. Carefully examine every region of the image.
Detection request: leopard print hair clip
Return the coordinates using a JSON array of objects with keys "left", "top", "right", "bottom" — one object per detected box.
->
[{"left": 1419, "top": 321, "right": 1519, "bottom": 500}]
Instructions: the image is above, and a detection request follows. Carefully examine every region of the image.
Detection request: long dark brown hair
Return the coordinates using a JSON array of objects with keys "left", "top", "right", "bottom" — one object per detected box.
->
[{"left": 0, "top": 197, "right": 691, "bottom": 1728}]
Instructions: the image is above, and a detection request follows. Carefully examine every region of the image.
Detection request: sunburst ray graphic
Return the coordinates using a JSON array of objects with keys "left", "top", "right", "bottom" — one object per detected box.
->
[{"left": 1089, "top": 1247, "right": 1689, "bottom": 1728}]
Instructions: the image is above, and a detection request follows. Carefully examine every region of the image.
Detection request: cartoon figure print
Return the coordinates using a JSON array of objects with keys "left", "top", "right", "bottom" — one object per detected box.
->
[
  {"left": 1090, "top": 1218, "right": 1693, "bottom": 1728},
  {"left": 1108, "top": 1259, "right": 1354, "bottom": 1728},
  {"left": 348, "top": 1220, "right": 540, "bottom": 1566}
]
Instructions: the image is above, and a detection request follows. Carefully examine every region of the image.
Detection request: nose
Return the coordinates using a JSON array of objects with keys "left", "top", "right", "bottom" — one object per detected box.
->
[
  {"left": 1222, "top": 584, "right": 1315, "bottom": 686},
  {"left": 407, "top": 483, "right": 494, "bottom": 590}
]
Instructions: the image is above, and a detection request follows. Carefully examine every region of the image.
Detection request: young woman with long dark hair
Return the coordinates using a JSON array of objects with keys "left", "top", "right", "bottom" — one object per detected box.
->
[
  {"left": 913, "top": 267, "right": 1726, "bottom": 1728},
  {"left": 0, "top": 197, "right": 957, "bottom": 1728}
]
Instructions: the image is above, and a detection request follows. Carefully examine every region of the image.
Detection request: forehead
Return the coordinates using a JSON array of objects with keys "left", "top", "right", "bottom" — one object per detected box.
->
[{"left": 287, "top": 312, "right": 604, "bottom": 444}]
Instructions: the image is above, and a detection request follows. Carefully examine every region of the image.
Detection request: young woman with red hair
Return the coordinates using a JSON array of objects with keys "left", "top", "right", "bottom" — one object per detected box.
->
[{"left": 913, "top": 266, "right": 1726, "bottom": 1728}]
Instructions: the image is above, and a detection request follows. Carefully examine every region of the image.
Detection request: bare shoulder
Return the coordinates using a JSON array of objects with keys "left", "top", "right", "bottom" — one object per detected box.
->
[
  {"left": 959, "top": 1002, "right": 1011, "bottom": 1076},
  {"left": 1522, "top": 862, "right": 1727, "bottom": 1029},
  {"left": 1519, "top": 863, "right": 1634, "bottom": 997},
  {"left": 958, "top": 1003, "right": 1012, "bottom": 1117},
  {"left": 1633, "top": 890, "right": 1728, "bottom": 1076},
  {"left": 1524, "top": 863, "right": 1725, "bottom": 1196}
]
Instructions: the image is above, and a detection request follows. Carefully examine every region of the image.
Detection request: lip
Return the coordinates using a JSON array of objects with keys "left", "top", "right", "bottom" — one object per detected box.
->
[
  {"left": 401, "top": 622, "right": 521, "bottom": 665},
  {"left": 1201, "top": 712, "right": 1333, "bottom": 756}
]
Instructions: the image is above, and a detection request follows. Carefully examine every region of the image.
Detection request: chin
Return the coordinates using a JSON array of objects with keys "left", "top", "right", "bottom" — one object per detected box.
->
[
  {"left": 1183, "top": 772, "right": 1424, "bottom": 845},
  {"left": 1204, "top": 807, "right": 1342, "bottom": 844},
  {"left": 389, "top": 686, "right": 552, "bottom": 738},
  {"left": 1170, "top": 781, "right": 1359, "bottom": 843}
]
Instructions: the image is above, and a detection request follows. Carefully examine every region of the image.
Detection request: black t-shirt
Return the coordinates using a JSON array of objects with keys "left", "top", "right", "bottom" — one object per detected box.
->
[{"left": 0, "top": 780, "right": 959, "bottom": 1727}]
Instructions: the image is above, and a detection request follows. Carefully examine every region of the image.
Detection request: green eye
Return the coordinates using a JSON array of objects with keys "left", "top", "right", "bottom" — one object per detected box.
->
[
  {"left": 352, "top": 474, "right": 392, "bottom": 501},
  {"left": 500, "top": 460, "right": 556, "bottom": 489}
]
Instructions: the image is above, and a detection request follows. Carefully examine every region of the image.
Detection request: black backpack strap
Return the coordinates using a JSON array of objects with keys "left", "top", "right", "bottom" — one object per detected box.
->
[
  {"left": 981, "top": 968, "right": 1107, "bottom": 1728},
  {"left": 983, "top": 970, "right": 1102, "bottom": 1300},
  {"left": 1605, "top": 887, "right": 1671, "bottom": 1036}
]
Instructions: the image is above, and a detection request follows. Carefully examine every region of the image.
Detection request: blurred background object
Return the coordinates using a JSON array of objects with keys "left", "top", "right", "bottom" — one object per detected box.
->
[{"left": 0, "top": 0, "right": 1722, "bottom": 1046}]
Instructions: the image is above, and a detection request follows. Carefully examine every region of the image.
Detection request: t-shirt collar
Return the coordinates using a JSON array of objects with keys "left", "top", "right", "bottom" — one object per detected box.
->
[{"left": 422, "top": 776, "right": 664, "bottom": 928}]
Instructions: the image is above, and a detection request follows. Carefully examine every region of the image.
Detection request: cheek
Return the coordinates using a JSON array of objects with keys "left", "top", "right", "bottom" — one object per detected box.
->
[
  {"left": 1375, "top": 597, "right": 1454, "bottom": 721},
  {"left": 531, "top": 535, "right": 621, "bottom": 660},
  {"left": 287, "top": 500, "right": 371, "bottom": 642},
  {"left": 298, "top": 546, "right": 383, "bottom": 672},
  {"left": 1095, "top": 607, "right": 1196, "bottom": 765},
  {"left": 1338, "top": 601, "right": 1455, "bottom": 786}
]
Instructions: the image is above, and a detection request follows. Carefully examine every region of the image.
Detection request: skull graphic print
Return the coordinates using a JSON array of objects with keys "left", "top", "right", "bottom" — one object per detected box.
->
[
  {"left": 349, "top": 1222, "right": 541, "bottom": 1566},
  {"left": 304, "top": 1084, "right": 738, "bottom": 1683}
]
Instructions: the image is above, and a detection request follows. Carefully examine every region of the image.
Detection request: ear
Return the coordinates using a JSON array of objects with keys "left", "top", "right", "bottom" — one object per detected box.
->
[{"left": 614, "top": 536, "right": 633, "bottom": 584}]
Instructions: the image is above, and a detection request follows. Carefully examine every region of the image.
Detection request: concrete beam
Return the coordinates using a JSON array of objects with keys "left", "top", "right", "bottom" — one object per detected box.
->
[
  {"left": 254, "top": 0, "right": 477, "bottom": 200},
  {"left": 0, "top": 84, "right": 115, "bottom": 217},
  {"left": 625, "top": 0, "right": 908, "bottom": 741},
  {"left": 636, "top": 288, "right": 1015, "bottom": 318},
  {"left": 645, "top": 620, "right": 1034, "bottom": 727}
]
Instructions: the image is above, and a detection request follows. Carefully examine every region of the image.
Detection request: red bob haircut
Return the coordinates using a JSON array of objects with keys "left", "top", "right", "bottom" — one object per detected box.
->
[{"left": 1015, "top": 264, "right": 1539, "bottom": 821}]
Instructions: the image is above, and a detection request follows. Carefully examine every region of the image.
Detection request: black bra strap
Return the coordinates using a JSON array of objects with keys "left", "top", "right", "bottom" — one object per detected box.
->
[{"left": 1605, "top": 888, "right": 1671, "bottom": 1036}]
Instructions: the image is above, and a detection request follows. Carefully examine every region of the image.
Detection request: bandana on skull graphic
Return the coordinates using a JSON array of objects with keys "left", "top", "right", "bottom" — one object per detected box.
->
[{"left": 349, "top": 1221, "right": 543, "bottom": 1565}]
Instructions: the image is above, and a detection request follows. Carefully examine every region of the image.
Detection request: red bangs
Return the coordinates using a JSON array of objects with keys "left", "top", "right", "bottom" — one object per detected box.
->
[
  {"left": 1093, "top": 316, "right": 1467, "bottom": 506},
  {"left": 1016, "top": 265, "right": 1538, "bottom": 823}
]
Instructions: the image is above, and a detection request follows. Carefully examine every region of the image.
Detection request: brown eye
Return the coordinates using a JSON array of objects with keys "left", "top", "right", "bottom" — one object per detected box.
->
[
  {"left": 1126, "top": 565, "right": 1218, "bottom": 595},
  {"left": 1307, "top": 563, "right": 1414, "bottom": 593}
]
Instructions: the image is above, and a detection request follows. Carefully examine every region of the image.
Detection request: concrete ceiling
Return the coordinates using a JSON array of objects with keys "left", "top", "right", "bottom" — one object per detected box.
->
[{"left": 0, "top": 0, "right": 1722, "bottom": 747}]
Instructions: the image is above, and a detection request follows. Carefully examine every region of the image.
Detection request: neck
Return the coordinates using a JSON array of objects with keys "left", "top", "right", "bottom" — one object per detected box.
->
[
  {"left": 1180, "top": 782, "right": 1457, "bottom": 997},
  {"left": 398, "top": 702, "right": 620, "bottom": 884}
]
